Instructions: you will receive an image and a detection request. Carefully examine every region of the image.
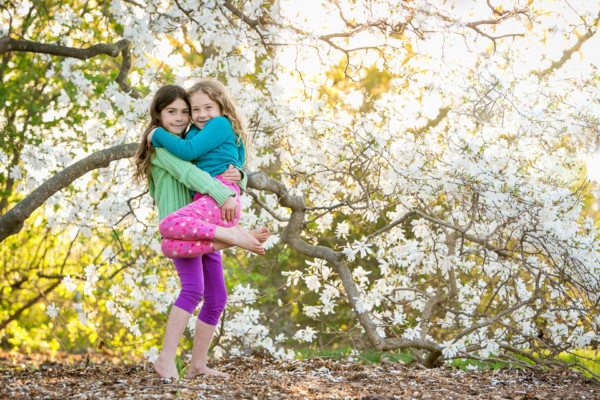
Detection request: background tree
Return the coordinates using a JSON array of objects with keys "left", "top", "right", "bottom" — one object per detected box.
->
[{"left": 1, "top": 0, "right": 599, "bottom": 373}]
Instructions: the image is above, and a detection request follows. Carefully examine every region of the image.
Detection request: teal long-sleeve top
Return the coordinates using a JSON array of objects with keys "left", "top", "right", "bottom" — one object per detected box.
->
[
  {"left": 148, "top": 147, "right": 247, "bottom": 221},
  {"left": 151, "top": 116, "right": 245, "bottom": 177}
]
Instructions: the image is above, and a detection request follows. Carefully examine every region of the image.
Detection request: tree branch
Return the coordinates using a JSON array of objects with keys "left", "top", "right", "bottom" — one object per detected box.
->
[
  {"left": 246, "top": 190, "right": 289, "bottom": 222},
  {"left": 0, "top": 279, "right": 61, "bottom": 332},
  {"left": 0, "top": 143, "right": 137, "bottom": 243},
  {"left": 247, "top": 171, "right": 443, "bottom": 355},
  {"left": 0, "top": 36, "right": 139, "bottom": 97},
  {"left": 537, "top": 13, "right": 600, "bottom": 76},
  {"left": 367, "top": 208, "right": 513, "bottom": 259},
  {"left": 221, "top": 0, "right": 259, "bottom": 27}
]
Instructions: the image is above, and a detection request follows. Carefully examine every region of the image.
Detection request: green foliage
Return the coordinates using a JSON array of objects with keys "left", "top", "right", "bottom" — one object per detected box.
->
[
  {"left": 175, "top": 355, "right": 189, "bottom": 382},
  {"left": 321, "top": 59, "right": 394, "bottom": 113},
  {"left": 296, "top": 347, "right": 414, "bottom": 365},
  {"left": 447, "top": 350, "right": 600, "bottom": 378},
  {"left": 0, "top": 1, "right": 162, "bottom": 357},
  {"left": 0, "top": 204, "right": 166, "bottom": 358},
  {"left": 560, "top": 349, "right": 600, "bottom": 379}
]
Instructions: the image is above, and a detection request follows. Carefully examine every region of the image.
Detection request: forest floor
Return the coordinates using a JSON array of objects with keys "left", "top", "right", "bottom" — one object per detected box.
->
[{"left": 0, "top": 351, "right": 599, "bottom": 399}]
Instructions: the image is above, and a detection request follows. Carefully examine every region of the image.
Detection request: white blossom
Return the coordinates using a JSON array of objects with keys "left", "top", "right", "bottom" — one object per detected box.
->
[
  {"left": 294, "top": 326, "right": 317, "bottom": 343},
  {"left": 352, "top": 266, "right": 371, "bottom": 286},
  {"left": 304, "top": 275, "right": 321, "bottom": 291},
  {"left": 62, "top": 274, "right": 77, "bottom": 292},
  {"left": 335, "top": 221, "right": 350, "bottom": 239},
  {"left": 402, "top": 326, "right": 422, "bottom": 341},
  {"left": 392, "top": 309, "right": 407, "bottom": 326},
  {"left": 281, "top": 270, "right": 302, "bottom": 287},
  {"left": 46, "top": 303, "right": 59, "bottom": 319},
  {"left": 441, "top": 340, "right": 463, "bottom": 358},
  {"left": 143, "top": 347, "right": 159, "bottom": 363},
  {"left": 78, "top": 312, "right": 89, "bottom": 326},
  {"left": 350, "top": 240, "right": 373, "bottom": 259},
  {"left": 342, "top": 245, "right": 356, "bottom": 262},
  {"left": 411, "top": 219, "right": 430, "bottom": 238},
  {"left": 303, "top": 305, "right": 321, "bottom": 319},
  {"left": 9, "top": 166, "right": 22, "bottom": 180}
]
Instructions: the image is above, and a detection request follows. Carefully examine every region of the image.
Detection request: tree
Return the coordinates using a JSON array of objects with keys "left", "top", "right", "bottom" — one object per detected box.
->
[{"left": 1, "top": 0, "right": 600, "bottom": 373}]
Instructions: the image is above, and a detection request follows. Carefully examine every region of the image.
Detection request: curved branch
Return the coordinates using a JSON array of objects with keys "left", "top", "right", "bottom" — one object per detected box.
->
[
  {"left": 0, "top": 143, "right": 137, "bottom": 243},
  {"left": 246, "top": 190, "right": 289, "bottom": 222},
  {"left": 537, "top": 13, "right": 600, "bottom": 76},
  {"left": 247, "top": 171, "right": 442, "bottom": 355},
  {"left": 0, "top": 36, "right": 139, "bottom": 97},
  {"left": 454, "top": 297, "right": 538, "bottom": 343}
]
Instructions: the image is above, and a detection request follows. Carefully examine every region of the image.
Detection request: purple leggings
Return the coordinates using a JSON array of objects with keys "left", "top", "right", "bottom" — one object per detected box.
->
[
  {"left": 173, "top": 252, "right": 227, "bottom": 326},
  {"left": 159, "top": 177, "right": 241, "bottom": 259}
]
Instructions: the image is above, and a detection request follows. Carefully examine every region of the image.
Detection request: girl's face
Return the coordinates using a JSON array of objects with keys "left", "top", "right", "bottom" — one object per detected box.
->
[
  {"left": 159, "top": 98, "right": 190, "bottom": 136},
  {"left": 190, "top": 92, "right": 222, "bottom": 130}
]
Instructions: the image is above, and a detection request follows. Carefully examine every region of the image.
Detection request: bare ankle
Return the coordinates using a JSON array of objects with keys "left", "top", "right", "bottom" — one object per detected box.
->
[
  {"left": 153, "top": 355, "right": 178, "bottom": 379},
  {"left": 187, "top": 364, "right": 230, "bottom": 378}
]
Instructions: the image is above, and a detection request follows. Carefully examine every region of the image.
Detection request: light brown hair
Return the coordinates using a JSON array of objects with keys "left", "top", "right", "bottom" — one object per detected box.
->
[{"left": 187, "top": 79, "right": 250, "bottom": 153}]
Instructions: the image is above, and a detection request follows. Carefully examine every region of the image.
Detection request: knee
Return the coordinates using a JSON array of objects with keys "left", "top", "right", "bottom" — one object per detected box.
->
[
  {"left": 199, "top": 292, "right": 227, "bottom": 324},
  {"left": 161, "top": 239, "right": 178, "bottom": 258},
  {"left": 177, "top": 284, "right": 204, "bottom": 310},
  {"left": 213, "top": 291, "right": 227, "bottom": 314}
]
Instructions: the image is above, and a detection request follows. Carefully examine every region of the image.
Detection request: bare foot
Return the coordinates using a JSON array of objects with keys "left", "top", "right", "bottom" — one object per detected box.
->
[
  {"left": 214, "top": 228, "right": 268, "bottom": 252},
  {"left": 222, "top": 225, "right": 265, "bottom": 255},
  {"left": 153, "top": 355, "right": 178, "bottom": 380},
  {"left": 249, "top": 227, "right": 270, "bottom": 244},
  {"left": 186, "top": 364, "right": 230, "bottom": 379}
]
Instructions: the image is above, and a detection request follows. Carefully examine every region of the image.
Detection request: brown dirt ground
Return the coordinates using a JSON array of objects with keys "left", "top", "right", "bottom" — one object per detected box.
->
[{"left": 0, "top": 351, "right": 599, "bottom": 399}]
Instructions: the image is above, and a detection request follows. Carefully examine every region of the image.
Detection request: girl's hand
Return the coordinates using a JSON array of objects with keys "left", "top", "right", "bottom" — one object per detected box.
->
[
  {"left": 221, "top": 196, "right": 238, "bottom": 222},
  {"left": 220, "top": 165, "right": 242, "bottom": 182}
]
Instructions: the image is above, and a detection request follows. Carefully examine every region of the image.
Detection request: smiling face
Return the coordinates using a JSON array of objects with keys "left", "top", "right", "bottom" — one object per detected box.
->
[
  {"left": 190, "top": 91, "right": 222, "bottom": 130},
  {"left": 159, "top": 98, "right": 190, "bottom": 136}
]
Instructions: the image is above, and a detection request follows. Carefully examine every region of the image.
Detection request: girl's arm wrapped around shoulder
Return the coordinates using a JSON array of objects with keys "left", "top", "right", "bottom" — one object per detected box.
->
[
  {"left": 151, "top": 117, "right": 232, "bottom": 160},
  {"left": 151, "top": 147, "right": 235, "bottom": 206}
]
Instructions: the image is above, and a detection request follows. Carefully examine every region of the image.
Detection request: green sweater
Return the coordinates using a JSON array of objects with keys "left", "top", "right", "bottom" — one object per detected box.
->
[{"left": 148, "top": 147, "right": 247, "bottom": 221}]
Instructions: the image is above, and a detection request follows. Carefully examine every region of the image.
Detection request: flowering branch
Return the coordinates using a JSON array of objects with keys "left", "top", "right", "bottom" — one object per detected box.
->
[
  {"left": 0, "top": 36, "right": 139, "bottom": 97},
  {"left": 537, "top": 11, "right": 600, "bottom": 76},
  {"left": 247, "top": 171, "right": 445, "bottom": 357},
  {"left": 0, "top": 143, "right": 137, "bottom": 243}
]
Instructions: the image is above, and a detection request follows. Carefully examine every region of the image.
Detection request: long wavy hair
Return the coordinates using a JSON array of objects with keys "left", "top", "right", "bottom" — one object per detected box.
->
[
  {"left": 187, "top": 79, "right": 250, "bottom": 157},
  {"left": 132, "top": 84, "right": 191, "bottom": 185}
]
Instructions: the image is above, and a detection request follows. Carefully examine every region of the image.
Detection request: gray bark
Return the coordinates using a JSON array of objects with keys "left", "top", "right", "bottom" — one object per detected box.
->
[{"left": 0, "top": 143, "right": 137, "bottom": 242}]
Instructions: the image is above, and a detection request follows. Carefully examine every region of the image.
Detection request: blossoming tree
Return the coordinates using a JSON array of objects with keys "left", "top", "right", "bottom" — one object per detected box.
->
[{"left": 1, "top": 0, "right": 600, "bottom": 372}]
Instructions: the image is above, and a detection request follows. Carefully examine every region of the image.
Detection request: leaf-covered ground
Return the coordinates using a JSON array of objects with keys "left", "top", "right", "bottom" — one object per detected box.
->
[{"left": 1, "top": 351, "right": 599, "bottom": 399}]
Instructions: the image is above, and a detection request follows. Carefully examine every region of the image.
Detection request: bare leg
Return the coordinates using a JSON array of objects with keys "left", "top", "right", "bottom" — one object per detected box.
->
[
  {"left": 164, "top": 226, "right": 270, "bottom": 258},
  {"left": 213, "top": 228, "right": 269, "bottom": 251},
  {"left": 213, "top": 239, "right": 228, "bottom": 251},
  {"left": 186, "top": 319, "right": 230, "bottom": 378},
  {"left": 214, "top": 226, "right": 265, "bottom": 255},
  {"left": 153, "top": 306, "right": 191, "bottom": 379}
]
